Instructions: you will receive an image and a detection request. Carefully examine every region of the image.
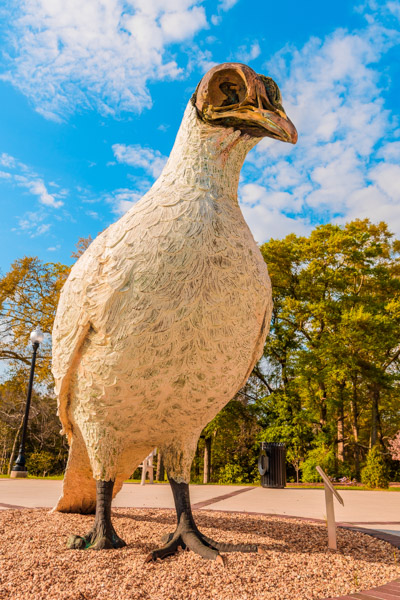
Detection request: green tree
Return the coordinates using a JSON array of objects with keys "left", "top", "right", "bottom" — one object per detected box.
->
[
  {"left": 193, "top": 396, "right": 261, "bottom": 484},
  {"left": 255, "top": 220, "right": 400, "bottom": 481}
]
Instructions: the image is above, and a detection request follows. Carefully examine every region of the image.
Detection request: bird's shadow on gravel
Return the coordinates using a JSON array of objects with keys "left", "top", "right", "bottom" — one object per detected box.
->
[{"left": 112, "top": 508, "right": 395, "bottom": 564}]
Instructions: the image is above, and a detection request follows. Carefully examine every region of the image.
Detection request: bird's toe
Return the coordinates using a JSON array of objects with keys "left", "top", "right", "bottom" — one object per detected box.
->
[
  {"left": 67, "top": 534, "right": 87, "bottom": 549},
  {"left": 67, "top": 529, "right": 126, "bottom": 550}
]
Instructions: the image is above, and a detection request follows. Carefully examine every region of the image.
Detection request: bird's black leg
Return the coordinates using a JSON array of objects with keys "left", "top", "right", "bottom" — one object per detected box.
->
[
  {"left": 67, "top": 480, "right": 126, "bottom": 550},
  {"left": 145, "top": 477, "right": 258, "bottom": 563}
]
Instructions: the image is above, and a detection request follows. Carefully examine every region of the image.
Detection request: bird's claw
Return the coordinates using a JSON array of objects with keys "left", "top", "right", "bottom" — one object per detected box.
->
[
  {"left": 147, "top": 525, "right": 228, "bottom": 563},
  {"left": 67, "top": 529, "right": 126, "bottom": 550}
]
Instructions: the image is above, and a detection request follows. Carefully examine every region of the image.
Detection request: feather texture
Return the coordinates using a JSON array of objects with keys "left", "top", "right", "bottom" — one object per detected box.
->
[{"left": 53, "top": 102, "right": 272, "bottom": 511}]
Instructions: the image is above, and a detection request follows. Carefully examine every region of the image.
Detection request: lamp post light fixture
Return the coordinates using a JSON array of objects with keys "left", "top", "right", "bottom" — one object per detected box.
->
[{"left": 10, "top": 326, "right": 45, "bottom": 479}]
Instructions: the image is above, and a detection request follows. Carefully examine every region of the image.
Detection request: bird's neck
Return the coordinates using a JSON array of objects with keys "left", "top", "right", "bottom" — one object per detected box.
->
[{"left": 155, "top": 102, "right": 258, "bottom": 200}]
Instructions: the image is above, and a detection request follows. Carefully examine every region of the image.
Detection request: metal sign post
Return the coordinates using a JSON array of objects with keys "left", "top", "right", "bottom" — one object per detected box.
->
[{"left": 316, "top": 465, "right": 344, "bottom": 551}]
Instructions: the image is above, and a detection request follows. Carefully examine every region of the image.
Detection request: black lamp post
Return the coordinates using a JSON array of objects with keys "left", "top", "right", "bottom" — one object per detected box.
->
[{"left": 11, "top": 326, "right": 44, "bottom": 478}]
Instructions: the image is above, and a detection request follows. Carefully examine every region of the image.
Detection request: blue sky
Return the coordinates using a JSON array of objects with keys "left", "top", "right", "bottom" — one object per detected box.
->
[{"left": 0, "top": 0, "right": 399, "bottom": 273}]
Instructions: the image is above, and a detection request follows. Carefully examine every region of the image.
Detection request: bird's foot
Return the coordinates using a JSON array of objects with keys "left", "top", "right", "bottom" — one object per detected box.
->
[
  {"left": 145, "top": 513, "right": 257, "bottom": 563},
  {"left": 67, "top": 523, "right": 126, "bottom": 550},
  {"left": 160, "top": 529, "right": 259, "bottom": 555},
  {"left": 145, "top": 522, "right": 223, "bottom": 563}
]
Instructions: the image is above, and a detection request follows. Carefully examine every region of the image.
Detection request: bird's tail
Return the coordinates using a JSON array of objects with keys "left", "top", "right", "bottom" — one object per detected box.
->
[
  {"left": 53, "top": 428, "right": 96, "bottom": 514},
  {"left": 52, "top": 428, "right": 125, "bottom": 514}
]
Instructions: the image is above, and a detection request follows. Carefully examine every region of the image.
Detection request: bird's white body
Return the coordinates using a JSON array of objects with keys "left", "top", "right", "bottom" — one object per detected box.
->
[{"left": 53, "top": 102, "right": 272, "bottom": 513}]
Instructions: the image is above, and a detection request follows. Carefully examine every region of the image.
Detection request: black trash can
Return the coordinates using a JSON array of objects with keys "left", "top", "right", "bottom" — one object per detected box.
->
[{"left": 258, "top": 442, "right": 286, "bottom": 488}]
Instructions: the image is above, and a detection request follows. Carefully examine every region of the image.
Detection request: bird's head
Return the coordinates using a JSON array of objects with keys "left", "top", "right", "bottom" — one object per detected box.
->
[{"left": 193, "top": 62, "right": 297, "bottom": 144}]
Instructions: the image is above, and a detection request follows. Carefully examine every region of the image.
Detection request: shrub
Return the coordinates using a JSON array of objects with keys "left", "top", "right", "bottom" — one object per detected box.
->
[
  {"left": 361, "top": 446, "right": 389, "bottom": 489},
  {"left": 217, "top": 462, "right": 246, "bottom": 484},
  {"left": 301, "top": 445, "right": 336, "bottom": 482},
  {"left": 336, "top": 460, "right": 356, "bottom": 481},
  {"left": 26, "top": 451, "right": 55, "bottom": 477}
]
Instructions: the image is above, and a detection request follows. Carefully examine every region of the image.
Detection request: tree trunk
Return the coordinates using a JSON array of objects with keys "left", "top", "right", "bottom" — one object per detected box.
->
[
  {"left": 337, "top": 411, "right": 345, "bottom": 462},
  {"left": 203, "top": 437, "right": 211, "bottom": 484},
  {"left": 1, "top": 435, "right": 8, "bottom": 474},
  {"left": 156, "top": 451, "right": 165, "bottom": 482},
  {"left": 319, "top": 382, "right": 327, "bottom": 427},
  {"left": 7, "top": 417, "right": 24, "bottom": 475},
  {"left": 370, "top": 386, "right": 380, "bottom": 448},
  {"left": 337, "top": 384, "right": 345, "bottom": 462},
  {"left": 351, "top": 377, "right": 360, "bottom": 479}
]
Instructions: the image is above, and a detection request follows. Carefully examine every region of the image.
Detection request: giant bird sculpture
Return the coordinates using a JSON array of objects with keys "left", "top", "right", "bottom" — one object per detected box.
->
[{"left": 52, "top": 62, "right": 297, "bottom": 562}]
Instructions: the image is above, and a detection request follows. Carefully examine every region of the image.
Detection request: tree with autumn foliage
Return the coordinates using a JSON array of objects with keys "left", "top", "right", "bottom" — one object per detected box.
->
[
  {"left": 0, "top": 256, "right": 70, "bottom": 473},
  {"left": 0, "top": 256, "right": 70, "bottom": 382}
]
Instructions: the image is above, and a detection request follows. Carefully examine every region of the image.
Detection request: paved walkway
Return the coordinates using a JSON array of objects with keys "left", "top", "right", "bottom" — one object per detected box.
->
[{"left": 1, "top": 480, "right": 399, "bottom": 537}]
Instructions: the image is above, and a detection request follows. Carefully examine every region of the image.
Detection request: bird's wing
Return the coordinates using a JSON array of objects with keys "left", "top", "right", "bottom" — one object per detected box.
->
[
  {"left": 52, "top": 197, "right": 152, "bottom": 435},
  {"left": 52, "top": 191, "right": 193, "bottom": 433}
]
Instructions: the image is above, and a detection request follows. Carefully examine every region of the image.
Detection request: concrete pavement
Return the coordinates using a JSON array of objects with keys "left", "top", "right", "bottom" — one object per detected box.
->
[{"left": 1, "top": 479, "right": 399, "bottom": 538}]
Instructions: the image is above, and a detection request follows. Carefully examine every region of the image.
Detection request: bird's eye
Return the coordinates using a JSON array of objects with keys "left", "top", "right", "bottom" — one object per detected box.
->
[
  {"left": 219, "top": 82, "right": 240, "bottom": 107},
  {"left": 205, "top": 69, "right": 247, "bottom": 108}
]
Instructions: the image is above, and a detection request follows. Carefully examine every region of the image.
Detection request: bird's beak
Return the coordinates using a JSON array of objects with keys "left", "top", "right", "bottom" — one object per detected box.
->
[
  {"left": 246, "top": 106, "right": 298, "bottom": 144},
  {"left": 203, "top": 104, "right": 298, "bottom": 144}
]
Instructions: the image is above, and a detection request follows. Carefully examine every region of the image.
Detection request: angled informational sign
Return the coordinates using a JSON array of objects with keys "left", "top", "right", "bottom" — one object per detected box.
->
[
  {"left": 316, "top": 466, "right": 344, "bottom": 506},
  {"left": 316, "top": 465, "right": 345, "bottom": 551}
]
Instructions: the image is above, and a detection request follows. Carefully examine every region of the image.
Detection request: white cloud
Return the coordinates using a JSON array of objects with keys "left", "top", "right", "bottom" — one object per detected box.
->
[
  {"left": 86, "top": 210, "right": 101, "bottom": 220},
  {"left": 218, "top": 0, "right": 239, "bottom": 10},
  {"left": 106, "top": 188, "right": 143, "bottom": 215},
  {"left": 211, "top": 0, "right": 239, "bottom": 26},
  {"left": 0, "top": 153, "right": 17, "bottom": 169},
  {"left": 240, "top": 7, "right": 400, "bottom": 241},
  {"left": 160, "top": 6, "right": 207, "bottom": 42},
  {"left": 210, "top": 15, "right": 221, "bottom": 26},
  {"left": 187, "top": 48, "right": 218, "bottom": 73},
  {"left": 1, "top": 0, "right": 210, "bottom": 120},
  {"left": 242, "top": 203, "right": 311, "bottom": 245},
  {"left": 0, "top": 152, "right": 66, "bottom": 237},
  {"left": 14, "top": 210, "right": 51, "bottom": 238},
  {"left": 235, "top": 41, "right": 261, "bottom": 63},
  {"left": 21, "top": 179, "right": 64, "bottom": 208},
  {"left": 0, "top": 153, "right": 65, "bottom": 209},
  {"left": 377, "top": 141, "right": 400, "bottom": 161},
  {"left": 112, "top": 143, "right": 167, "bottom": 178},
  {"left": 369, "top": 163, "right": 400, "bottom": 200}
]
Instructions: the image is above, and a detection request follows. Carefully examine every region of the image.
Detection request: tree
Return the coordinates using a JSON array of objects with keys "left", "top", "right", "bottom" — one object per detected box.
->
[
  {"left": 0, "top": 256, "right": 69, "bottom": 381},
  {"left": 71, "top": 235, "right": 93, "bottom": 260},
  {"left": 0, "top": 372, "right": 68, "bottom": 475},
  {"left": 0, "top": 257, "right": 70, "bottom": 383},
  {"left": 193, "top": 394, "right": 261, "bottom": 484},
  {"left": 256, "top": 220, "right": 400, "bottom": 480},
  {"left": 0, "top": 255, "right": 71, "bottom": 475}
]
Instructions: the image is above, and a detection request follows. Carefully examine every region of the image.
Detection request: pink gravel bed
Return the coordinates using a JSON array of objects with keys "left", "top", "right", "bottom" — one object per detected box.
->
[{"left": 0, "top": 508, "right": 398, "bottom": 600}]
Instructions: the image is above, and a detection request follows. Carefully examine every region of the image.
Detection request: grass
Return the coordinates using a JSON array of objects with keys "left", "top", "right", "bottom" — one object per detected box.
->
[
  {"left": 1, "top": 474, "right": 399, "bottom": 491},
  {"left": 286, "top": 483, "right": 399, "bottom": 491}
]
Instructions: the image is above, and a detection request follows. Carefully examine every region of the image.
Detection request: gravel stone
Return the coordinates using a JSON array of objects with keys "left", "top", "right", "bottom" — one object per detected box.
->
[{"left": 0, "top": 508, "right": 398, "bottom": 600}]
